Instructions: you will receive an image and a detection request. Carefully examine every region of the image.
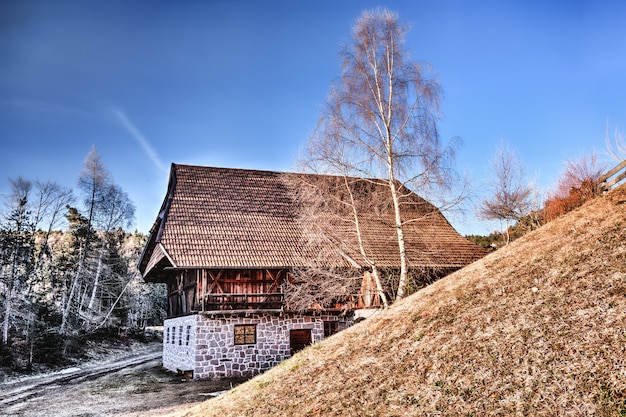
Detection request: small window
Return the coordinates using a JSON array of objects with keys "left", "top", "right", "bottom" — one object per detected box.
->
[
  {"left": 179, "top": 326, "right": 183, "bottom": 345},
  {"left": 324, "top": 321, "right": 339, "bottom": 337},
  {"left": 166, "top": 327, "right": 170, "bottom": 344},
  {"left": 186, "top": 325, "right": 191, "bottom": 346},
  {"left": 234, "top": 324, "right": 256, "bottom": 345}
]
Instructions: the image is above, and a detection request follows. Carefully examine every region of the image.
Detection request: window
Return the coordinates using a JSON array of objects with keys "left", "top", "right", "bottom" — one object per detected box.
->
[
  {"left": 186, "top": 325, "right": 191, "bottom": 346},
  {"left": 324, "top": 321, "right": 339, "bottom": 337},
  {"left": 166, "top": 327, "right": 170, "bottom": 344},
  {"left": 179, "top": 326, "right": 183, "bottom": 345},
  {"left": 234, "top": 324, "right": 256, "bottom": 345}
]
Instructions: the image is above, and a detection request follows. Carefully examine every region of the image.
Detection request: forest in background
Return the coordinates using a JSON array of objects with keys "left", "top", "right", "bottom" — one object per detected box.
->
[{"left": 0, "top": 146, "right": 166, "bottom": 377}]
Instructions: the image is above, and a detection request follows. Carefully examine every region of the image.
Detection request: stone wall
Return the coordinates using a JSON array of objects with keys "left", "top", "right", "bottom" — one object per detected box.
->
[{"left": 162, "top": 312, "right": 352, "bottom": 379}]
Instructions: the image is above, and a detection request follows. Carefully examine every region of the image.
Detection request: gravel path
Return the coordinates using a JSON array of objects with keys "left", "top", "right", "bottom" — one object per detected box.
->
[{"left": 0, "top": 351, "right": 246, "bottom": 417}]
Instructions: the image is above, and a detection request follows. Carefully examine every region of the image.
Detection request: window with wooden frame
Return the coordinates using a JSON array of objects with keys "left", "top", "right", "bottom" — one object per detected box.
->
[
  {"left": 234, "top": 324, "right": 256, "bottom": 345},
  {"left": 323, "top": 321, "right": 339, "bottom": 337}
]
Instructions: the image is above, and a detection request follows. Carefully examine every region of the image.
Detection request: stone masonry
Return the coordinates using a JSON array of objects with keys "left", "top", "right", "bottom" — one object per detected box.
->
[{"left": 162, "top": 312, "right": 352, "bottom": 379}]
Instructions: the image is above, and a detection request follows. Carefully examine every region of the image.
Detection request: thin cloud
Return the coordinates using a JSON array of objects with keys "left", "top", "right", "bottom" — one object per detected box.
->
[
  {"left": 112, "top": 108, "right": 169, "bottom": 175},
  {"left": 2, "top": 98, "right": 101, "bottom": 121}
]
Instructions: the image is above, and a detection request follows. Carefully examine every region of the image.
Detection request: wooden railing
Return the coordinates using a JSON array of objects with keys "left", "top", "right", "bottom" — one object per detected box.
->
[
  {"left": 199, "top": 293, "right": 285, "bottom": 312},
  {"left": 598, "top": 160, "right": 626, "bottom": 192},
  {"left": 197, "top": 290, "right": 384, "bottom": 313}
]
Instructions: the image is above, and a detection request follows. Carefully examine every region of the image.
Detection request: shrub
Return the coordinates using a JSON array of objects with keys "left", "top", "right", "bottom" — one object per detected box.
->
[{"left": 544, "top": 153, "right": 606, "bottom": 222}]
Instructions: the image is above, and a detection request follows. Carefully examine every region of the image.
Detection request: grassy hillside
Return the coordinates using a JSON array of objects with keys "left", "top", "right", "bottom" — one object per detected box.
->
[{"left": 170, "top": 185, "right": 626, "bottom": 417}]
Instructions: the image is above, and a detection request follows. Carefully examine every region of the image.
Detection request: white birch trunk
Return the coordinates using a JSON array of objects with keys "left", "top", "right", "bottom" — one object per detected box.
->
[
  {"left": 2, "top": 286, "right": 11, "bottom": 344},
  {"left": 60, "top": 259, "right": 83, "bottom": 334},
  {"left": 371, "top": 266, "right": 389, "bottom": 308},
  {"left": 388, "top": 176, "right": 409, "bottom": 299},
  {"left": 87, "top": 242, "right": 106, "bottom": 312},
  {"left": 343, "top": 176, "right": 389, "bottom": 308}
]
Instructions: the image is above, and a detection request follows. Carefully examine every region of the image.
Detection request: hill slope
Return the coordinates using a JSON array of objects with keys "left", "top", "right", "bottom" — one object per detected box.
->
[{"left": 170, "top": 185, "right": 626, "bottom": 416}]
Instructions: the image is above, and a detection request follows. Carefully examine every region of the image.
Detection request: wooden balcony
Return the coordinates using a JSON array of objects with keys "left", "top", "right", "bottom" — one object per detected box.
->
[
  {"left": 199, "top": 292, "right": 285, "bottom": 312},
  {"left": 194, "top": 290, "right": 379, "bottom": 315}
]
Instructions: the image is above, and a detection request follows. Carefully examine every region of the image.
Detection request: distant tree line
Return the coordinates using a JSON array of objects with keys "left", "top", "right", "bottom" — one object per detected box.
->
[{"left": 0, "top": 146, "right": 165, "bottom": 374}]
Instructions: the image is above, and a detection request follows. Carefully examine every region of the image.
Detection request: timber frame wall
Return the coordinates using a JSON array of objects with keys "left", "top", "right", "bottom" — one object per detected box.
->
[
  {"left": 165, "top": 266, "right": 453, "bottom": 318},
  {"left": 166, "top": 268, "right": 289, "bottom": 317}
]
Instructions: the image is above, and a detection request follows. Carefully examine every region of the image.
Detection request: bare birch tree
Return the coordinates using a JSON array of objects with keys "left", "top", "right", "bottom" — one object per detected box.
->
[
  {"left": 86, "top": 183, "right": 134, "bottom": 314},
  {"left": 303, "top": 8, "right": 458, "bottom": 300},
  {"left": 32, "top": 181, "right": 74, "bottom": 272},
  {"left": 478, "top": 142, "right": 533, "bottom": 244},
  {"left": 61, "top": 146, "right": 110, "bottom": 333},
  {"left": 285, "top": 174, "right": 390, "bottom": 310}
]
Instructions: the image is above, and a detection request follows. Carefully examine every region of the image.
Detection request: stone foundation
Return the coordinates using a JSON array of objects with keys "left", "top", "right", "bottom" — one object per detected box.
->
[{"left": 162, "top": 312, "right": 352, "bottom": 379}]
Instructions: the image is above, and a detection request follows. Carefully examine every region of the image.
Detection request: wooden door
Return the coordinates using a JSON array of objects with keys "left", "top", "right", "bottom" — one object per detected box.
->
[{"left": 289, "top": 329, "right": 312, "bottom": 355}]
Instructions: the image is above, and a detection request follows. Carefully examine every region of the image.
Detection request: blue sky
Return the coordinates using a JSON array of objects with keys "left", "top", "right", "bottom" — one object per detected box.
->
[{"left": 1, "top": 0, "right": 625, "bottom": 236}]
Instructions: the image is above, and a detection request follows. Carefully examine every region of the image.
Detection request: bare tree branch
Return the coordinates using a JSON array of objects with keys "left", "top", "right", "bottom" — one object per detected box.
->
[
  {"left": 478, "top": 142, "right": 533, "bottom": 244},
  {"left": 300, "top": 8, "right": 462, "bottom": 300}
]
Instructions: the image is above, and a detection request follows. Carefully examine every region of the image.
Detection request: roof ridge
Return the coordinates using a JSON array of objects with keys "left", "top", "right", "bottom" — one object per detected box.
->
[{"left": 172, "top": 163, "right": 393, "bottom": 184}]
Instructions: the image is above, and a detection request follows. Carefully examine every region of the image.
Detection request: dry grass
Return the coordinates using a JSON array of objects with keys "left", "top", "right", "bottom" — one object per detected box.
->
[{"left": 167, "top": 185, "right": 626, "bottom": 417}]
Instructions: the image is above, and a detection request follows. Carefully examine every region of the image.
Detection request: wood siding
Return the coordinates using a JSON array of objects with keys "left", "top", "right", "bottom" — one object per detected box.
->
[{"left": 167, "top": 268, "right": 289, "bottom": 317}]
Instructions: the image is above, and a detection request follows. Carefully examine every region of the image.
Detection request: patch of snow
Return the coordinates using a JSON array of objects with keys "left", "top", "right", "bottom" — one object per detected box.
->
[{"left": 57, "top": 367, "right": 81, "bottom": 375}]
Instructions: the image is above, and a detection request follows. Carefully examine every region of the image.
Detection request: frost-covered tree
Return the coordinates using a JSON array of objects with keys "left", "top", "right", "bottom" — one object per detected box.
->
[
  {"left": 61, "top": 146, "right": 135, "bottom": 333},
  {"left": 0, "top": 178, "right": 35, "bottom": 343}
]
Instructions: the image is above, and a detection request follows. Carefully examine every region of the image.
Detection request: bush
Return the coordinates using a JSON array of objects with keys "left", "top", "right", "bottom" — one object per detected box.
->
[
  {"left": 31, "top": 330, "right": 72, "bottom": 367},
  {"left": 544, "top": 153, "right": 606, "bottom": 222}
]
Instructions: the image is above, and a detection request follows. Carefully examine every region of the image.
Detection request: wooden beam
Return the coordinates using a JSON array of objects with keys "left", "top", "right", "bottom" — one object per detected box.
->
[
  {"left": 605, "top": 170, "right": 626, "bottom": 189},
  {"left": 599, "top": 159, "right": 626, "bottom": 185}
]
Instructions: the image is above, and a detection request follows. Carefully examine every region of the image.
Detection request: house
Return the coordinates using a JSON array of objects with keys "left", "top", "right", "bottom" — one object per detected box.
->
[{"left": 138, "top": 164, "right": 487, "bottom": 379}]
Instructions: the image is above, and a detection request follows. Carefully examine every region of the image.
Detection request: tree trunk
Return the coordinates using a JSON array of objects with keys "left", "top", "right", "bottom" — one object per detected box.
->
[
  {"left": 371, "top": 266, "right": 389, "bottom": 308},
  {"left": 4, "top": 228, "right": 25, "bottom": 343},
  {"left": 341, "top": 176, "right": 389, "bottom": 308},
  {"left": 87, "top": 241, "right": 106, "bottom": 312},
  {"left": 2, "top": 284, "right": 11, "bottom": 344},
  {"left": 95, "top": 276, "right": 133, "bottom": 330},
  {"left": 60, "top": 259, "right": 83, "bottom": 334},
  {"left": 388, "top": 176, "right": 409, "bottom": 300}
]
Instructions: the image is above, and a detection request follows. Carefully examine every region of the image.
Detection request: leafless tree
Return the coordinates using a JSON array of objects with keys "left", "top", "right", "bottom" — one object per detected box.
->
[
  {"left": 86, "top": 183, "right": 135, "bottom": 314},
  {"left": 285, "top": 174, "right": 391, "bottom": 310},
  {"left": 478, "top": 142, "right": 533, "bottom": 244},
  {"left": 286, "top": 266, "right": 363, "bottom": 313},
  {"left": 606, "top": 124, "right": 626, "bottom": 162},
  {"left": 302, "top": 8, "right": 459, "bottom": 300},
  {"left": 61, "top": 146, "right": 111, "bottom": 333},
  {"left": 32, "top": 181, "right": 74, "bottom": 271}
]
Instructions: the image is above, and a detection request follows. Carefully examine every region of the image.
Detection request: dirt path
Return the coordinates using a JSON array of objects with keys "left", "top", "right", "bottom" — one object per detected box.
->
[
  {"left": 0, "top": 352, "right": 162, "bottom": 408},
  {"left": 0, "top": 352, "right": 247, "bottom": 417}
]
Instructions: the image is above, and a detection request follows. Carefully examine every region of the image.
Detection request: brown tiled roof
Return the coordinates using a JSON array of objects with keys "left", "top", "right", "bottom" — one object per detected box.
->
[{"left": 139, "top": 164, "right": 487, "bottom": 281}]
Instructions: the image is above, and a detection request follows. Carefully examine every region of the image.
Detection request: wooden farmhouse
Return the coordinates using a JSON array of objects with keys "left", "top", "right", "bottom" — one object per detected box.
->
[{"left": 138, "top": 164, "right": 487, "bottom": 379}]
